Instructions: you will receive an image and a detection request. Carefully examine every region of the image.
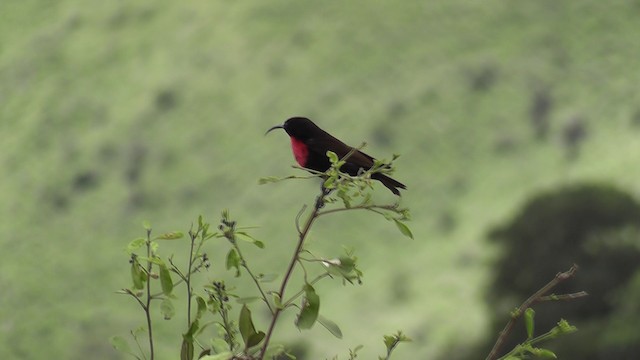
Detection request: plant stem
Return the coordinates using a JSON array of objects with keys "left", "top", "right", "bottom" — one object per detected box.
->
[
  {"left": 233, "top": 242, "right": 274, "bottom": 313},
  {"left": 485, "top": 264, "right": 583, "bottom": 360},
  {"left": 317, "top": 203, "right": 399, "bottom": 217},
  {"left": 282, "top": 273, "right": 331, "bottom": 307},
  {"left": 186, "top": 230, "right": 196, "bottom": 326},
  {"left": 258, "top": 188, "right": 327, "bottom": 359},
  {"left": 145, "top": 229, "right": 155, "bottom": 360}
]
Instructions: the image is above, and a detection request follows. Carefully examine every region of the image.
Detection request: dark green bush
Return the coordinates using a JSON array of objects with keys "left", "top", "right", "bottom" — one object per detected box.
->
[{"left": 484, "top": 183, "right": 640, "bottom": 359}]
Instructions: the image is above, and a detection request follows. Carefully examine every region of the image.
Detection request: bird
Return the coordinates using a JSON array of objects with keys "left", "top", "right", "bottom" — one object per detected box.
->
[{"left": 266, "top": 117, "right": 406, "bottom": 195}]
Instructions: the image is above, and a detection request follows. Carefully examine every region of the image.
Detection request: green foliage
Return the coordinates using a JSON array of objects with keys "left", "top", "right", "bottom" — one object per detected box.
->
[
  {"left": 113, "top": 163, "right": 413, "bottom": 359},
  {"left": 380, "top": 331, "right": 412, "bottom": 360},
  {"left": 295, "top": 285, "right": 320, "bottom": 330},
  {"left": 524, "top": 308, "right": 535, "bottom": 340},
  {"left": 497, "top": 319, "right": 577, "bottom": 360},
  {"left": 239, "top": 305, "right": 265, "bottom": 351}
]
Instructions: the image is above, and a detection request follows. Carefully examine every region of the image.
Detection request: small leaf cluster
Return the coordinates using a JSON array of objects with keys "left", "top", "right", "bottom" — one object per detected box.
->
[{"left": 498, "top": 310, "right": 577, "bottom": 360}]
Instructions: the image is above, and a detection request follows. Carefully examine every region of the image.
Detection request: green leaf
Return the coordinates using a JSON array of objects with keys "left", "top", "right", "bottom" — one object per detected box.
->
[
  {"left": 324, "top": 257, "right": 359, "bottom": 281},
  {"left": 337, "top": 189, "right": 351, "bottom": 208},
  {"left": 137, "top": 255, "right": 165, "bottom": 266},
  {"left": 150, "top": 241, "right": 159, "bottom": 254},
  {"left": 142, "top": 220, "right": 151, "bottom": 231},
  {"left": 131, "top": 325, "right": 146, "bottom": 337},
  {"left": 156, "top": 231, "right": 184, "bottom": 240},
  {"left": 272, "top": 293, "right": 283, "bottom": 309},
  {"left": 323, "top": 176, "right": 335, "bottom": 189},
  {"left": 534, "top": 348, "right": 557, "bottom": 359},
  {"left": 327, "top": 151, "right": 339, "bottom": 164},
  {"left": 236, "top": 296, "right": 261, "bottom": 304},
  {"left": 239, "top": 304, "right": 255, "bottom": 342},
  {"left": 383, "top": 334, "right": 395, "bottom": 351},
  {"left": 383, "top": 331, "right": 412, "bottom": 355},
  {"left": 159, "top": 264, "right": 173, "bottom": 296},
  {"left": 184, "top": 320, "right": 199, "bottom": 339},
  {"left": 210, "top": 338, "right": 229, "bottom": 354},
  {"left": 296, "top": 285, "right": 320, "bottom": 330},
  {"left": 317, "top": 315, "right": 343, "bottom": 339},
  {"left": 160, "top": 298, "right": 175, "bottom": 320},
  {"left": 556, "top": 319, "right": 577, "bottom": 334},
  {"left": 180, "top": 336, "right": 194, "bottom": 360},
  {"left": 393, "top": 219, "right": 414, "bottom": 239},
  {"left": 257, "top": 273, "right": 278, "bottom": 283},
  {"left": 109, "top": 336, "right": 136, "bottom": 357},
  {"left": 130, "top": 259, "right": 145, "bottom": 290},
  {"left": 258, "top": 176, "right": 280, "bottom": 185},
  {"left": 195, "top": 296, "right": 207, "bottom": 320},
  {"left": 239, "top": 305, "right": 263, "bottom": 349},
  {"left": 199, "top": 353, "right": 233, "bottom": 360},
  {"left": 127, "top": 238, "right": 146, "bottom": 253},
  {"left": 524, "top": 307, "right": 535, "bottom": 339},
  {"left": 225, "top": 249, "right": 241, "bottom": 277},
  {"left": 237, "top": 231, "right": 265, "bottom": 248},
  {"left": 247, "top": 331, "right": 266, "bottom": 349}
]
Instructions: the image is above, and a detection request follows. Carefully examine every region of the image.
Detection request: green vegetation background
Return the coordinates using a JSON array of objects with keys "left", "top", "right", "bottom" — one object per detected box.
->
[{"left": 1, "top": 1, "right": 639, "bottom": 359}]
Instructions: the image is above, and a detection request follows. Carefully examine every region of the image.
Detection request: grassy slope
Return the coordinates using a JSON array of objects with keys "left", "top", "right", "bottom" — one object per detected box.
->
[{"left": 1, "top": 1, "right": 639, "bottom": 359}]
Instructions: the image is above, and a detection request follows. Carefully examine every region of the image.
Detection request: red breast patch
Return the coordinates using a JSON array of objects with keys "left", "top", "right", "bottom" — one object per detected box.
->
[{"left": 290, "top": 137, "right": 308, "bottom": 167}]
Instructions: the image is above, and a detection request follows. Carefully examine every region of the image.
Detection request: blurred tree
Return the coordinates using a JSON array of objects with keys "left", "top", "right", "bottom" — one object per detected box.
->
[{"left": 480, "top": 183, "right": 640, "bottom": 359}]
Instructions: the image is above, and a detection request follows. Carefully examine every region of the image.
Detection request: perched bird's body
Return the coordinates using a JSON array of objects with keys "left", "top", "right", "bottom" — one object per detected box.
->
[{"left": 266, "top": 117, "right": 406, "bottom": 195}]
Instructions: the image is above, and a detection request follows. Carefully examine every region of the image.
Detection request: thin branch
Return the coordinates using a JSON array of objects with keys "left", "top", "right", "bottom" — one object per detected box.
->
[
  {"left": 120, "top": 289, "right": 147, "bottom": 309},
  {"left": 186, "top": 230, "right": 197, "bottom": 326},
  {"left": 144, "top": 229, "right": 155, "bottom": 360},
  {"left": 131, "top": 329, "right": 147, "bottom": 360},
  {"left": 539, "top": 291, "right": 589, "bottom": 302},
  {"left": 295, "top": 204, "right": 307, "bottom": 235},
  {"left": 485, "top": 264, "right": 583, "bottom": 360},
  {"left": 233, "top": 242, "right": 274, "bottom": 314},
  {"left": 149, "top": 254, "right": 210, "bottom": 299},
  {"left": 317, "top": 203, "right": 399, "bottom": 217},
  {"left": 282, "top": 273, "right": 332, "bottom": 307}
]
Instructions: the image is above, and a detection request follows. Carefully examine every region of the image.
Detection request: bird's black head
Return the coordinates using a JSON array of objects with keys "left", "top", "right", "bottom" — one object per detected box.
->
[{"left": 265, "top": 117, "right": 321, "bottom": 140}]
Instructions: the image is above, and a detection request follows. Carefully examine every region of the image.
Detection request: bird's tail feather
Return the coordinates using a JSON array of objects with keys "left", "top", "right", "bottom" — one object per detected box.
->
[{"left": 372, "top": 173, "right": 406, "bottom": 196}]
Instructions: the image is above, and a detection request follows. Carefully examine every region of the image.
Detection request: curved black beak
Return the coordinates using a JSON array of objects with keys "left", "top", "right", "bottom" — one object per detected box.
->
[{"left": 265, "top": 124, "right": 284, "bottom": 136}]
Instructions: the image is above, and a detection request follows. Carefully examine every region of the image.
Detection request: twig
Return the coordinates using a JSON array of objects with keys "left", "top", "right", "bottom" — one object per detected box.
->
[
  {"left": 186, "top": 229, "right": 197, "bottom": 326},
  {"left": 232, "top": 240, "right": 274, "bottom": 314},
  {"left": 539, "top": 291, "right": 588, "bottom": 302},
  {"left": 151, "top": 259, "right": 206, "bottom": 298},
  {"left": 295, "top": 205, "right": 307, "bottom": 235},
  {"left": 282, "top": 273, "right": 332, "bottom": 307},
  {"left": 485, "top": 264, "right": 583, "bottom": 360},
  {"left": 317, "top": 203, "right": 399, "bottom": 217},
  {"left": 144, "top": 229, "right": 155, "bottom": 360},
  {"left": 121, "top": 288, "right": 146, "bottom": 309}
]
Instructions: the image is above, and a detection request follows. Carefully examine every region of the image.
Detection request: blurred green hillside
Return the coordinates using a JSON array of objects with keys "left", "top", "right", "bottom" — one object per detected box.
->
[{"left": 1, "top": 1, "right": 639, "bottom": 359}]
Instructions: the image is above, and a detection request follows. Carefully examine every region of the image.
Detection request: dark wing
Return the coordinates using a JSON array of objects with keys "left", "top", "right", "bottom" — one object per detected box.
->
[
  {"left": 308, "top": 130, "right": 406, "bottom": 195},
  {"left": 307, "top": 130, "right": 376, "bottom": 175}
]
